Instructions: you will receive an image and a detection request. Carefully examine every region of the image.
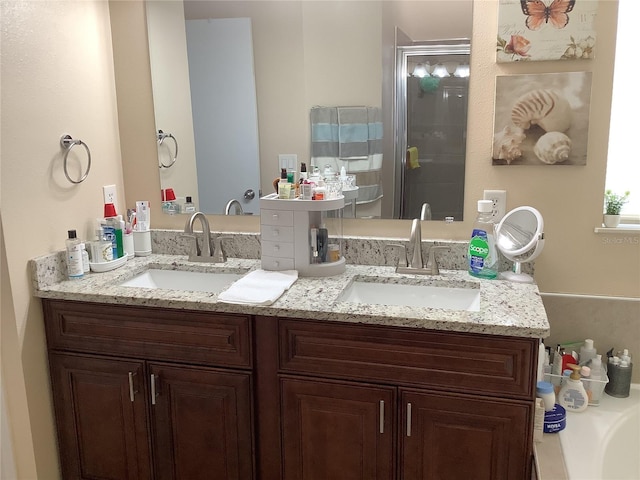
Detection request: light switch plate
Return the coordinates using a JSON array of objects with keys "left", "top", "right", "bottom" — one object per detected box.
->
[{"left": 278, "top": 154, "right": 297, "bottom": 171}]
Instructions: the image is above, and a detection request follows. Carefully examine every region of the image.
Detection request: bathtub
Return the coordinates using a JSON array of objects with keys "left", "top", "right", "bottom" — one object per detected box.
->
[{"left": 559, "top": 383, "right": 639, "bottom": 480}]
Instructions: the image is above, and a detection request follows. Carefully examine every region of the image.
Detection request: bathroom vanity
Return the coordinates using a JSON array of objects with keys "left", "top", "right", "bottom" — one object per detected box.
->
[{"left": 32, "top": 252, "right": 549, "bottom": 480}]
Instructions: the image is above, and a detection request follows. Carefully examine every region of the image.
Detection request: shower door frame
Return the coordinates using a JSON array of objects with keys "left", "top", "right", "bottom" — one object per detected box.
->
[{"left": 393, "top": 42, "right": 471, "bottom": 220}]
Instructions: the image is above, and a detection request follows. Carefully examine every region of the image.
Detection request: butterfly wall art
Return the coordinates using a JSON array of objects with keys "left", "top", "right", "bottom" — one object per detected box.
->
[{"left": 497, "top": 0, "right": 598, "bottom": 62}]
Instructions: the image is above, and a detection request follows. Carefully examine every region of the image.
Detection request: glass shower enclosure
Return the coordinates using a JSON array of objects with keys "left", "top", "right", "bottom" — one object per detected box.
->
[{"left": 394, "top": 41, "right": 470, "bottom": 221}]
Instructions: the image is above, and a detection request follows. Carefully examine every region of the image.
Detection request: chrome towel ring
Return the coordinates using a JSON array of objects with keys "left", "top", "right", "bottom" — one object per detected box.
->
[
  {"left": 60, "top": 134, "right": 91, "bottom": 184},
  {"left": 157, "top": 130, "right": 178, "bottom": 168}
]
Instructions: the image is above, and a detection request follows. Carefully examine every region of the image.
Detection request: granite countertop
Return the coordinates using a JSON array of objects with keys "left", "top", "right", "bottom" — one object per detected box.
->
[{"left": 31, "top": 253, "right": 550, "bottom": 338}]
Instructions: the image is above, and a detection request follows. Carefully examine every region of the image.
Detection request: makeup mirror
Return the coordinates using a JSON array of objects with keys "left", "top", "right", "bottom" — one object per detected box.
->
[{"left": 495, "top": 206, "right": 545, "bottom": 283}]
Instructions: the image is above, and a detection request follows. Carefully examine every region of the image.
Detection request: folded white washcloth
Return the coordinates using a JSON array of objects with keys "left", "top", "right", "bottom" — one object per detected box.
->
[{"left": 217, "top": 269, "right": 298, "bottom": 306}]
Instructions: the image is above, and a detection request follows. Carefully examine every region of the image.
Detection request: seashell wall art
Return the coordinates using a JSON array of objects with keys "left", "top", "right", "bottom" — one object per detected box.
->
[{"left": 492, "top": 72, "right": 592, "bottom": 166}]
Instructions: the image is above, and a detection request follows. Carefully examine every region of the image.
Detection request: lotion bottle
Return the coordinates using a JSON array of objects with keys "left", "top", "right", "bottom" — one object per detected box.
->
[
  {"left": 66, "top": 230, "right": 84, "bottom": 279},
  {"left": 558, "top": 364, "right": 589, "bottom": 412}
]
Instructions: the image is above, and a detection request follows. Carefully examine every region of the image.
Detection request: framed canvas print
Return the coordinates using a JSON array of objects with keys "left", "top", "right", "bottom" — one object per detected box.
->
[
  {"left": 497, "top": 0, "right": 598, "bottom": 62},
  {"left": 492, "top": 72, "right": 592, "bottom": 166}
]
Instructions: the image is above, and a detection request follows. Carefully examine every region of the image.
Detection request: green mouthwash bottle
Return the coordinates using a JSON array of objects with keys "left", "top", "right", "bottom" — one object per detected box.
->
[{"left": 468, "top": 200, "right": 498, "bottom": 279}]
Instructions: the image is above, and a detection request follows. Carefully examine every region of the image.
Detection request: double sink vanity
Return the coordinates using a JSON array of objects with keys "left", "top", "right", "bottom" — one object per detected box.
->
[{"left": 31, "top": 233, "right": 549, "bottom": 480}]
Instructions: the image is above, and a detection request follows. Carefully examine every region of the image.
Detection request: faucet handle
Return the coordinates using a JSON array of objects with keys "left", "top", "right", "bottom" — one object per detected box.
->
[
  {"left": 212, "top": 235, "right": 232, "bottom": 263},
  {"left": 425, "top": 246, "right": 450, "bottom": 275},
  {"left": 180, "top": 233, "right": 200, "bottom": 257},
  {"left": 386, "top": 243, "right": 408, "bottom": 268}
]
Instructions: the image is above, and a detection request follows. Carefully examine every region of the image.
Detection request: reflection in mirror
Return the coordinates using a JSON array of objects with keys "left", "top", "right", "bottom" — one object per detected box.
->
[
  {"left": 395, "top": 41, "right": 470, "bottom": 221},
  {"left": 145, "top": 1, "right": 473, "bottom": 219},
  {"left": 147, "top": 1, "right": 261, "bottom": 215}
]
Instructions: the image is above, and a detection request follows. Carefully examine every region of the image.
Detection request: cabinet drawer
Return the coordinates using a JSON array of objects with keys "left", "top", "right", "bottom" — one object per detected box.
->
[
  {"left": 279, "top": 319, "right": 537, "bottom": 399},
  {"left": 44, "top": 299, "right": 252, "bottom": 368},
  {"left": 261, "top": 209, "right": 293, "bottom": 226},
  {"left": 261, "top": 256, "right": 295, "bottom": 271},
  {"left": 261, "top": 240, "right": 295, "bottom": 258},
  {"left": 261, "top": 224, "right": 294, "bottom": 241}
]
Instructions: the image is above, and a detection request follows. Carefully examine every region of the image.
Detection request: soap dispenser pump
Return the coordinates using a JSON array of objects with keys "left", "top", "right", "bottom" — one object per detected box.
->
[{"left": 558, "top": 363, "right": 589, "bottom": 412}]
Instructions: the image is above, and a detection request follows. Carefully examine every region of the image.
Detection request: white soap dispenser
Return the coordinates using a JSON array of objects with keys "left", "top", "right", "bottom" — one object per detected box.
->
[{"left": 558, "top": 364, "right": 589, "bottom": 412}]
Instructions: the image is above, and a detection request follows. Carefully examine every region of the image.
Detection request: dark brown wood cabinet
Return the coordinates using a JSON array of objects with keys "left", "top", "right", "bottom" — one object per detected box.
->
[
  {"left": 281, "top": 377, "right": 395, "bottom": 480},
  {"left": 400, "top": 389, "right": 531, "bottom": 480},
  {"left": 44, "top": 299, "right": 254, "bottom": 480},
  {"left": 44, "top": 300, "right": 538, "bottom": 480},
  {"left": 265, "top": 317, "right": 538, "bottom": 480},
  {"left": 49, "top": 352, "right": 152, "bottom": 480}
]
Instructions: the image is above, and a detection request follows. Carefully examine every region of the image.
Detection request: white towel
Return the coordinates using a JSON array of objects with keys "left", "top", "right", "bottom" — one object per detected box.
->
[{"left": 217, "top": 269, "right": 298, "bottom": 306}]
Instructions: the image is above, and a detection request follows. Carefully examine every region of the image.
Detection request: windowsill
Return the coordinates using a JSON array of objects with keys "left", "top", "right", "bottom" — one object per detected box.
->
[{"left": 594, "top": 224, "right": 640, "bottom": 234}]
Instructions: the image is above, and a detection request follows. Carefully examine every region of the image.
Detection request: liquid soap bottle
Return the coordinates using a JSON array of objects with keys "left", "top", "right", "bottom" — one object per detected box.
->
[
  {"left": 468, "top": 199, "right": 497, "bottom": 279},
  {"left": 558, "top": 364, "right": 589, "bottom": 412}
]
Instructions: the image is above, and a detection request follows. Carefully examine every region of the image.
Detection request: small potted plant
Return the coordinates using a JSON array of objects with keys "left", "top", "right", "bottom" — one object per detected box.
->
[{"left": 603, "top": 189, "right": 630, "bottom": 227}]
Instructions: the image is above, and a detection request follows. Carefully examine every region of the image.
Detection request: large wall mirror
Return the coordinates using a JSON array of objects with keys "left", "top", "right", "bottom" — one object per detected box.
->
[{"left": 145, "top": 0, "right": 473, "bottom": 220}]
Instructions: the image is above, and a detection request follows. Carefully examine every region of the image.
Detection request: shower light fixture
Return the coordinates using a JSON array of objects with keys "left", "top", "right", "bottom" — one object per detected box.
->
[
  {"left": 412, "top": 63, "right": 428, "bottom": 78},
  {"left": 431, "top": 63, "right": 448, "bottom": 78},
  {"left": 454, "top": 63, "right": 470, "bottom": 78}
]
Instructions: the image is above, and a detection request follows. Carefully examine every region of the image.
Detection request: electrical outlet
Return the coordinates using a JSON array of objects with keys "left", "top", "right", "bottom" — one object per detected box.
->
[
  {"left": 103, "top": 185, "right": 117, "bottom": 205},
  {"left": 483, "top": 189, "right": 507, "bottom": 221}
]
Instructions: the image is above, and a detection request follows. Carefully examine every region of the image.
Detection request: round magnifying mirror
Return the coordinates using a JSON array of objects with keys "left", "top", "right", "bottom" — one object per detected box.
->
[{"left": 495, "top": 206, "right": 545, "bottom": 283}]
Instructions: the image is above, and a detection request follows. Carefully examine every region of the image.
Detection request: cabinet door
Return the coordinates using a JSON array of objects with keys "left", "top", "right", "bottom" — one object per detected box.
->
[
  {"left": 400, "top": 389, "right": 532, "bottom": 480},
  {"left": 49, "top": 353, "right": 152, "bottom": 480},
  {"left": 149, "top": 363, "right": 253, "bottom": 480},
  {"left": 281, "top": 377, "right": 395, "bottom": 480}
]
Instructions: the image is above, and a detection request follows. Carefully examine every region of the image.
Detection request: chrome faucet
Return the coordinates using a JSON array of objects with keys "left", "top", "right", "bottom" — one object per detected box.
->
[
  {"left": 183, "top": 212, "right": 229, "bottom": 263},
  {"left": 224, "top": 199, "right": 244, "bottom": 215},
  {"left": 387, "top": 218, "right": 449, "bottom": 275}
]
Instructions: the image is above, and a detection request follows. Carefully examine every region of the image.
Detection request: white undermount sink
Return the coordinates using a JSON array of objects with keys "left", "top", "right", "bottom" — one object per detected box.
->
[
  {"left": 337, "top": 278, "right": 480, "bottom": 311},
  {"left": 119, "top": 268, "right": 245, "bottom": 293}
]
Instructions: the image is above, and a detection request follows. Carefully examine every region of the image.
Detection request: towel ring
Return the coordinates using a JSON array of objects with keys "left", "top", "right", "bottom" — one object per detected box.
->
[
  {"left": 60, "top": 134, "right": 91, "bottom": 184},
  {"left": 157, "top": 130, "right": 178, "bottom": 168}
]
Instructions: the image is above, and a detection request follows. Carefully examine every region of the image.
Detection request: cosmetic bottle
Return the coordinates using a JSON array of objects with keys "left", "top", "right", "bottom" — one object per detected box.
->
[
  {"left": 588, "top": 354, "right": 604, "bottom": 405},
  {"left": 80, "top": 243, "right": 90, "bottom": 273},
  {"left": 278, "top": 168, "right": 291, "bottom": 199},
  {"left": 536, "top": 381, "right": 555, "bottom": 412},
  {"left": 558, "top": 364, "right": 589, "bottom": 412},
  {"left": 579, "top": 339, "right": 597, "bottom": 365},
  {"left": 468, "top": 200, "right": 497, "bottom": 279},
  {"left": 299, "top": 163, "right": 308, "bottom": 183},
  {"left": 183, "top": 196, "right": 196, "bottom": 214},
  {"left": 66, "top": 230, "right": 84, "bottom": 280}
]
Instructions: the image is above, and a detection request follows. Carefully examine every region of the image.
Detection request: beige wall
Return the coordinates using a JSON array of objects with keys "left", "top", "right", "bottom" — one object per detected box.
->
[
  {"left": 2, "top": 1, "right": 125, "bottom": 477},
  {"left": 1, "top": 0, "right": 637, "bottom": 477}
]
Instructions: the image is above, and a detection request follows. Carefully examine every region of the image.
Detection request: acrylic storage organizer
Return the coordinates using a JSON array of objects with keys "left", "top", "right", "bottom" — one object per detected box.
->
[
  {"left": 544, "top": 371, "right": 609, "bottom": 407},
  {"left": 260, "top": 193, "right": 345, "bottom": 277}
]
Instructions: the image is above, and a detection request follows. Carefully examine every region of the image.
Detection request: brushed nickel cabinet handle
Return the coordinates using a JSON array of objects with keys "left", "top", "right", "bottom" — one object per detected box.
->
[
  {"left": 379, "top": 400, "right": 385, "bottom": 434},
  {"left": 150, "top": 374, "right": 158, "bottom": 405},
  {"left": 128, "top": 371, "right": 138, "bottom": 402},
  {"left": 406, "top": 402, "right": 412, "bottom": 437}
]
